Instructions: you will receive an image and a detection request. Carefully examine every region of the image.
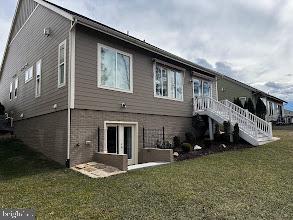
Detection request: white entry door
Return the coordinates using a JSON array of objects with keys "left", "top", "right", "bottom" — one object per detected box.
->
[{"left": 106, "top": 123, "right": 136, "bottom": 165}]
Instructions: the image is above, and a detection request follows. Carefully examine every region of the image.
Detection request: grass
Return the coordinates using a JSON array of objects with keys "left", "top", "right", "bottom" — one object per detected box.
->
[{"left": 0, "top": 130, "right": 292, "bottom": 219}]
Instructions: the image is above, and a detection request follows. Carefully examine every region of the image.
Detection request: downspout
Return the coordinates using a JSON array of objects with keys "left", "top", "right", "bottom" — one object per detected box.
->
[{"left": 66, "top": 18, "right": 77, "bottom": 168}]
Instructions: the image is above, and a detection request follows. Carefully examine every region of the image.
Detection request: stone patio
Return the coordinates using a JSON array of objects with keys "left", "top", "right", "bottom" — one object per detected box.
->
[{"left": 71, "top": 162, "right": 126, "bottom": 178}]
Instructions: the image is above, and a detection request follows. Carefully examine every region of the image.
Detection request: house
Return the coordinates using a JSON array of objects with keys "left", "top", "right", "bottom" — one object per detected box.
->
[
  {"left": 217, "top": 74, "right": 286, "bottom": 123},
  {"left": 0, "top": 0, "right": 276, "bottom": 170},
  {"left": 283, "top": 110, "right": 293, "bottom": 124}
]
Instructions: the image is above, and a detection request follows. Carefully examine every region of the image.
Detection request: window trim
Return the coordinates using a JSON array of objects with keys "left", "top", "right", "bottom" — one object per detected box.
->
[
  {"left": 24, "top": 66, "right": 33, "bottom": 83},
  {"left": 35, "top": 59, "right": 42, "bottom": 98},
  {"left": 153, "top": 63, "right": 184, "bottom": 102},
  {"left": 14, "top": 77, "right": 18, "bottom": 99},
  {"left": 97, "top": 43, "right": 133, "bottom": 94},
  {"left": 58, "top": 40, "right": 66, "bottom": 88}
]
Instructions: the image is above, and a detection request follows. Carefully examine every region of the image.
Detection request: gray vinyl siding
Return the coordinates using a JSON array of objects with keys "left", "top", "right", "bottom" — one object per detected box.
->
[
  {"left": 10, "top": 0, "right": 38, "bottom": 42},
  {"left": 0, "top": 3, "right": 71, "bottom": 121},
  {"left": 74, "top": 25, "right": 217, "bottom": 117}
]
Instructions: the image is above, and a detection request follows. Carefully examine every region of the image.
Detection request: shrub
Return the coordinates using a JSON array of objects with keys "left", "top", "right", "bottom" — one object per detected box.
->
[
  {"left": 223, "top": 121, "right": 231, "bottom": 134},
  {"left": 215, "top": 123, "right": 220, "bottom": 135},
  {"left": 223, "top": 121, "right": 231, "bottom": 142},
  {"left": 192, "top": 114, "right": 208, "bottom": 139},
  {"left": 233, "top": 98, "right": 243, "bottom": 108},
  {"left": 173, "top": 136, "right": 181, "bottom": 148},
  {"left": 256, "top": 97, "right": 267, "bottom": 119},
  {"left": 0, "top": 102, "right": 5, "bottom": 115},
  {"left": 233, "top": 123, "right": 240, "bottom": 144},
  {"left": 244, "top": 98, "right": 255, "bottom": 114},
  {"left": 185, "top": 132, "right": 196, "bottom": 145},
  {"left": 181, "top": 143, "right": 192, "bottom": 153},
  {"left": 161, "top": 141, "right": 172, "bottom": 149}
]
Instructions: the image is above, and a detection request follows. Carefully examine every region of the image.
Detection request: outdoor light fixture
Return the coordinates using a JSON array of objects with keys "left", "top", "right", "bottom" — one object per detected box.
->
[
  {"left": 121, "top": 102, "right": 126, "bottom": 108},
  {"left": 44, "top": 28, "right": 51, "bottom": 37}
]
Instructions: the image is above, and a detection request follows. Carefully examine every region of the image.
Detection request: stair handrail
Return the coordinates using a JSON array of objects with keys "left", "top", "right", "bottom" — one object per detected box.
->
[
  {"left": 220, "top": 99, "right": 272, "bottom": 138},
  {"left": 194, "top": 96, "right": 258, "bottom": 138}
]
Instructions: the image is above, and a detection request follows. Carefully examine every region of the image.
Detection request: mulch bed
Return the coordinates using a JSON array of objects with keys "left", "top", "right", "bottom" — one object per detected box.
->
[{"left": 174, "top": 140, "right": 254, "bottom": 161}]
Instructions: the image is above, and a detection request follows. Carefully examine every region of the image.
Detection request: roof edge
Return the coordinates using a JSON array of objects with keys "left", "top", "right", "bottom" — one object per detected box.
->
[{"left": 220, "top": 74, "right": 287, "bottom": 103}]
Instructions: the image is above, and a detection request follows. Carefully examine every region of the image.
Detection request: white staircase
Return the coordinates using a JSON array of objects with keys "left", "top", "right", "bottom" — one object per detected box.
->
[{"left": 193, "top": 97, "right": 273, "bottom": 146}]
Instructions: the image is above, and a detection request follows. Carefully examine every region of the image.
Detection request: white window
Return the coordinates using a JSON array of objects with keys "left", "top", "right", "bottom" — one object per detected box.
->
[
  {"left": 58, "top": 40, "right": 66, "bottom": 88},
  {"left": 154, "top": 64, "right": 183, "bottom": 101},
  {"left": 35, "top": 60, "right": 42, "bottom": 97},
  {"left": 97, "top": 44, "right": 133, "bottom": 93},
  {"left": 25, "top": 66, "right": 33, "bottom": 83},
  {"left": 14, "top": 78, "right": 18, "bottom": 99},
  {"left": 9, "top": 82, "right": 13, "bottom": 101},
  {"left": 193, "top": 78, "right": 212, "bottom": 98}
]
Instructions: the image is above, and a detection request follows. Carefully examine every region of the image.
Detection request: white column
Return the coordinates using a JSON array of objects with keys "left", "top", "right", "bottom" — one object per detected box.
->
[{"left": 208, "top": 117, "right": 214, "bottom": 140}]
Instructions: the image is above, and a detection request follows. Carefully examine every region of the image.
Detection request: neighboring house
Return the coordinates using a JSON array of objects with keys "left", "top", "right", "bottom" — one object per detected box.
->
[
  {"left": 0, "top": 0, "right": 276, "bottom": 170},
  {"left": 217, "top": 75, "right": 286, "bottom": 122},
  {"left": 283, "top": 110, "right": 293, "bottom": 124}
]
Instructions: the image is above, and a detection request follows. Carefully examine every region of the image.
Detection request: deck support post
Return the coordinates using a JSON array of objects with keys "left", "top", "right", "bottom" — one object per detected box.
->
[{"left": 208, "top": 117, "right": 214, "bottom": 141}]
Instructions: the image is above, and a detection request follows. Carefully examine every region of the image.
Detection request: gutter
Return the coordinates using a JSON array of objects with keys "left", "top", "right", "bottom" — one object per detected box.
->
[
  {"left": 75, "top": 18, "right": 218, "bottom": 79},
  {"left": 66, "top": 18, "right": 77, "bottom": 168}
]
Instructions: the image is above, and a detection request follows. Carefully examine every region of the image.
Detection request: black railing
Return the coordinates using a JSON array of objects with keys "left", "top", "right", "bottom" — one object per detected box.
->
[{"left": 142, "top": 126, "right": 174, "bottom": 149}]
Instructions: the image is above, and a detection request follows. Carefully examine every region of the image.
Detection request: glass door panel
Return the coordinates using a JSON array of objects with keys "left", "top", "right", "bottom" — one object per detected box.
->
[
  {"left": 107, "top": 126, "right": 118, "bottom": 153},
  {"left": 193, "top": 79, "right": 202, "bottom": 97},
  {"left": 203, "top": 81, "right": 211, "bottom": 97},
  {"left": 106, "top": 124, "right": 135, "bottom": 165},
  {"left": 124, "top": 127, "right": 132, "bottom": 160}
]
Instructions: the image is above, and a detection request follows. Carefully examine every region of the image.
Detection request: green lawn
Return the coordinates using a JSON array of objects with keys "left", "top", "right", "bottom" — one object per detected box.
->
[{"left": 0, "top": 130, "right": 292, "bottom": 219}]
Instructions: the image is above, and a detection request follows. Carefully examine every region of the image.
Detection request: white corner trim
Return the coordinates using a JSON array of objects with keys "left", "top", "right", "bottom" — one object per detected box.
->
[
  {"left": 33, "top": 0, "right": 74, "bottom": 21},
  {"left": 69, "top": 26, "right": 76, "bottom": 109}
]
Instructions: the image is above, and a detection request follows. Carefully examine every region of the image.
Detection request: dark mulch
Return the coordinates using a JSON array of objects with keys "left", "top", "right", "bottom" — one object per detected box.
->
[{"left": 174, "top": 140, "right": 253, "bottom": 161}]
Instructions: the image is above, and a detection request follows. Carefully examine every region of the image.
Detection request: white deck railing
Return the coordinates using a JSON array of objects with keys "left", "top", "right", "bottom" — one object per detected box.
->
[
  {"left": 220, "top": 99, "right": 272, "bottom": 138},
  {"left": 193, "top": 97, "right": 272, "bottom": 139}
]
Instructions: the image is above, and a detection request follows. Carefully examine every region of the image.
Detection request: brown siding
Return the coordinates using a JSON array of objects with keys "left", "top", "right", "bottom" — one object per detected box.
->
[
  {"left": 70, "top": 109, "right": 192, "bottom": 166},
  {"left": 74, "top": 25, "right": 217, "bottom": 117},
  {"left": 0, "top": 4, "right": 71, "bottom": 120},
  {"left": 14, "top": 110, "right": 67, "bottom": 165},
  {"left": 10, "top": 0, "right": 38, "bottom": 42}
]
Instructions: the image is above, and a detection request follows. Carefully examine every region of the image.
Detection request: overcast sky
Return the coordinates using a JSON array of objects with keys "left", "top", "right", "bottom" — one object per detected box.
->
[{"left": 0, "top": 0, "right": 292, "bottom": 110}]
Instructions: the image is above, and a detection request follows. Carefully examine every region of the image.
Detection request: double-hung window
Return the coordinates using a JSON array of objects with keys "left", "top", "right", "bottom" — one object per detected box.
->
[
  {"left": 35, "top": 60, "right": 42, "bottom": 97},
  {"left": 155, "top": 64, "right": 183, "bottom": 101},
  {"left": 58, "top": 40, "right": 66, "bottom": 88},
  {"left": 14, "top": 78, "right": 18, "bottom": 99},
  {"left": 25, "top": 66, "right": 33, "bottom": 83},
  {"left": 98, "top": 44, "right": 133, "bottom": 93},
  {"left": 9, "top": 82, "right": 13, "bottom": 101}
]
